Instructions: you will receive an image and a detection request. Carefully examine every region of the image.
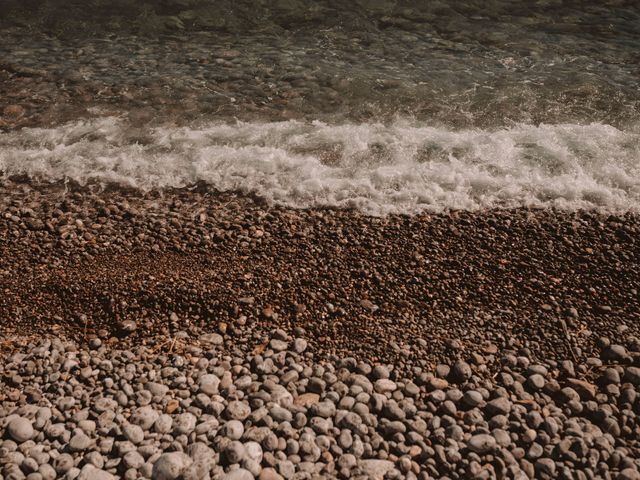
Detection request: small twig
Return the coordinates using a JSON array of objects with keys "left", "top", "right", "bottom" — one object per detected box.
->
[
  {"left": 560, "top": 319, "right": 579, "bottom": 363},
  {"left": 168, "top": 337, "right": 177, "bottom": 354},
  {"left": 82, "top": 315, "right": 89, "bottom": 342},
  {"left": 149, "top": 338, "right": 172, "bottom": 355}
]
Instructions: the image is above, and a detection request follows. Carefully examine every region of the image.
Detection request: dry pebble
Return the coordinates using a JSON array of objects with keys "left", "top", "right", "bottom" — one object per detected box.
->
[
  {"left": 7, "top": 417, "right": 33, "bottom": 443},
  {"left": 0, "top": 185, "right": 638, "bottom": 479},
  {"left": 2, "top": 328, "right": 640, "bottom": 479}
]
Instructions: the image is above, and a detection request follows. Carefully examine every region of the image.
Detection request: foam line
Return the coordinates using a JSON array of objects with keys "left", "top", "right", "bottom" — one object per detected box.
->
[{"left": 1, "top": 117, "right": 639, "bottom": 214}]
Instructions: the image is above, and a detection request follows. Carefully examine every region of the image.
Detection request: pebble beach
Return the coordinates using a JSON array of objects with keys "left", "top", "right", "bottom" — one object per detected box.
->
[
  {"left": 2, "top": 1, "right": 640, "bottom": 479},
  {"left": 1, "top": 181, "right": 639, "bottom": 479}
]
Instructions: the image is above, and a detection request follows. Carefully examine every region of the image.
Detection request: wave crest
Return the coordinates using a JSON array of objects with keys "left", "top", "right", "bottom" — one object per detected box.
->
[{"left": 1, "top": 117, "right": 639, "bottom": 215}]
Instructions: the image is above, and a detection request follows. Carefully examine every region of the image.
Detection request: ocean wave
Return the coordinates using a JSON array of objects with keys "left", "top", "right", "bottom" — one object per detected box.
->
[{"left": 1, "top": 116, "right": 639, "bottom": 215}]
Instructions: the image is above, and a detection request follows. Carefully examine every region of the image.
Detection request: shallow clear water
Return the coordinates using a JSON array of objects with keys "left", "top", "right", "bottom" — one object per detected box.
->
[{"left": 1, "top": 1, "right": 639, "bottom": 213}]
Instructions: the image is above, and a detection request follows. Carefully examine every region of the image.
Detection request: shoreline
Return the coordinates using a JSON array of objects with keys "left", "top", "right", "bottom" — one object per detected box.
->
[{"left": 1, "top": 180, "right": 638, "bottom": 371}]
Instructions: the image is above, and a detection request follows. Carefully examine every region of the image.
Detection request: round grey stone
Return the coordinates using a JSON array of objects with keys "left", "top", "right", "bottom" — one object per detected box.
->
[
  {"left": 463, "top": 390, "right": 485, "bottom": 408},
  {"left": 123, "top": 451, "right": 145, "bottom": 470},
  {"left": 245, "top": 442, "right": 263, "bottom": 464},
  {"left": 77, "top": 465, "right": 115, "bottom": 480},
  {"left": 337, "top": 453, "right": 357, "bottom": 470},
  {"left": 486, "top": 397, "right": 511, "bottom": 416},
  {"left": 624, "top": 367, "right": 640, "bottom": 385},
  {"left": 226, "top": 401, "right": 251, "bottom": 421},
  {"left": 199, "top": 374, "right": 220, "bottom": 395},
  {"left": 452, "top": 361, "right": 472, "bottom": 382},
  {"left": 174, "top": 413, "right": 197, "bottom": 435},
  {"left": 268, "top": 385, "right": 293, "bottom": 407},
  {"left": 151, "top": 452, "right": 193, "bottom": 480},
  {"left": 123, "top": 423, "right": 145, "bottom": 444},
  {"left": 259, "top": 468, "right": 284, "bottom": 480},
  {"left": 372, "top": 366, "right": 390, "bottom": 380},
  {"left": 601, "top": 368, "right": 621, "bottom": 385},
  {"left": 84, "top": 452, "right": 105, "bottom": 469},
  {"left": 38, "top": 464, "right": 57, "bottom": 480},
  {"left": 8, "top": 417, "right": 34, "bottom": 443},
  {"left": 269, "top": 339, "right": 288, "bottom": 352},
  {"left": 374, "top": 379, "right": 397, "bottom": 393},
  {"left": 359, "top": 459, "right": 395, "bottom": 479},
  {"left": 94, "top": 397, "right": 118, "bottom": 413},
  {"left": 618, "top": 468, "right": 640, "bottom": 480},
  {"left": 224, "top": 420, "right": 244, "bottom": 440},
  {"left": 276, "top": 461, "right": 295, "bottom": 478},
  {"left": 53, "top": 454, "right": 75, "bottom": 474},
  {"left": 269, "top": 405, "right": 292, "bottom": 423},
  {"left": 527, "top": 374, "right": 545, "bottom": 390},
  {"left": 224, "top": 441, "right": 246, "bottom": 464},
  {"left": 310, "top": 401, "right": 336, "bottom": 418},
  {"left": 69, "top": 430, "right": 93, "bottom": 452},
  {"left": 222, "top": 469, "right": 254, "bottom": 480},
  {"left": 535, "top": 458, "right": 556, "bottom": 477},
  {"left": 145, "top": 382, "right": 169, "bottom": 398},
  {"left": 130, "top": 406, "right": 160, "bottom": 430},
  {"left": 154, "top": 415, "right": 173, "bottom": 434},
  {"left": 468, "top": 434, "right": 497, "bottom": 454},
  {"left": 603, "top": 344, "right": 629, "bottom": 362},
  {"left": 293, "top": 338, "right": 308, "bottom": 353}
]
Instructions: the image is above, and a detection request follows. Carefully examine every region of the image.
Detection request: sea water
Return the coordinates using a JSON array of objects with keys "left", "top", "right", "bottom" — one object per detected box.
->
[{"left": 0, "top": 1, "right": 639, "bottom": 214}]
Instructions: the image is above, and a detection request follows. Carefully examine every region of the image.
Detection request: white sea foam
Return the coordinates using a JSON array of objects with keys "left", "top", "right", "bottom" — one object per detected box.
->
[{"left": 1, "top": 116, "right": 639, "bottom": 215}]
